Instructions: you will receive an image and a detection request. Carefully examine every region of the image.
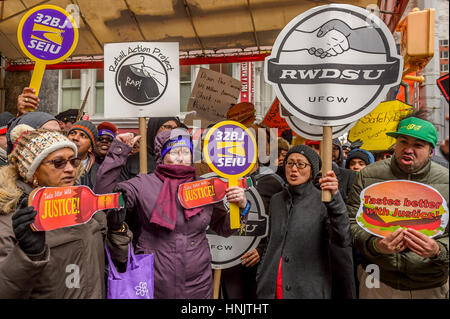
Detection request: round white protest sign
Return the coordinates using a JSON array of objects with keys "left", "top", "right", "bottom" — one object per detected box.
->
[
  {"left": 283, "top": 114, "right": 357, "bottom": 140},
  {"left": 265, "top": 4, "right": 402, "bottom": 126},
  {"left": 202, "top": 173, "right": 268, "bottom": 270}
]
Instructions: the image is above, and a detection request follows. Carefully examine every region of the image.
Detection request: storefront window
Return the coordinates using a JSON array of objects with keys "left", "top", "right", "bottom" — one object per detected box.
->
[
  {"left": 180, "top": 65, "right": 191, "bottom": 112},
  {"left": 95, "top": 69, "right": 104, "bottom": 114},
  {"left": 61, "top": 69, "right": 81, "bottom": 111},
  {"left": 210, "top": 63, "right": 232, "bottom": 76}
]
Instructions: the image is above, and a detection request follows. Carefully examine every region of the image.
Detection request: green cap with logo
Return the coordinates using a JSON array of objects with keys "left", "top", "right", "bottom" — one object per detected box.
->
[{"left": 386, "top": 117, "right": 438, "bottom": 148}]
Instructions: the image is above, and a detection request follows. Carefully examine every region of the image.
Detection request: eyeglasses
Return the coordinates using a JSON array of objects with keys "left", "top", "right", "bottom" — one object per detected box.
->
[
  {"left": 167, "top": 148, "right": 191, "bottom": 157},
  {"left": 161, "top": 124, "right": 178, "bottom": 130},
  {"left": 42, "top": 157, "right": 82, "bottom": 169},
  {"left": 98, "top": 136, "right": 114, "bottom": 143},
  {"left": 286, "top": 161, "right": 310, "bottom": 169}
]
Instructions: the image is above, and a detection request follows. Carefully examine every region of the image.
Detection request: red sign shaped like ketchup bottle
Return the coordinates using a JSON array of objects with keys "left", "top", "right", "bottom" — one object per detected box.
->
[
  {"left": 178, "top": 177, "right": 253, "bottom": 210},
  {"left": 29, "top": 186, "right": 124, "bottom": 231}
]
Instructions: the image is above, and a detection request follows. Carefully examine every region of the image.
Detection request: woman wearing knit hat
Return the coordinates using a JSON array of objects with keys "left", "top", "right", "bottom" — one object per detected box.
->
[
  {"left": 6, "top": 111, "right": 60, "bottom": 155},
  {"left": 345, "top": 148, "right": 375, "bottom": 173},
  {"left": 0, "top": 125, "right": 131, "bottom": 298},
  {"left": 94, "top": 128, "right": 249, "bottom": 299},
  {"left": 256, "top": 145, "right": 353, "bottom": 299}
]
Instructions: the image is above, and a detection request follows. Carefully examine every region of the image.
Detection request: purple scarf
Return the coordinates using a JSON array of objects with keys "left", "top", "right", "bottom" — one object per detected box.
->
[{"left": 150, "top": 164, "right": 203, "bottom": 230}]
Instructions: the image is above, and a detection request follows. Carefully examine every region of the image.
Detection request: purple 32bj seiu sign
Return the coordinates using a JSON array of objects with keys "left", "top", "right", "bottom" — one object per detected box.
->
[{"left": 20, "top": 8, "right": 76, "bottom": 61}]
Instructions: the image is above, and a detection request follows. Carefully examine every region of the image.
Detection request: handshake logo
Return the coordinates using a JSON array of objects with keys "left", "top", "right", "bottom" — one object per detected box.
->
[{"left": 265, "top": 4, "right": 402, "bottom": 126}]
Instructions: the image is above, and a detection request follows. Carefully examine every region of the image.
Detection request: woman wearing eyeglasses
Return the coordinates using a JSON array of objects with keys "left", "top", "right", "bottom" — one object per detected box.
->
[
  {"left": 0, "top": 125, "right": 131, "bottom": 298},
  {"left": 256, "top": 145, "right": 352, "bottom": 299},
  {"left": 95, "top": 128, "right": 249, "bottom": 299}
]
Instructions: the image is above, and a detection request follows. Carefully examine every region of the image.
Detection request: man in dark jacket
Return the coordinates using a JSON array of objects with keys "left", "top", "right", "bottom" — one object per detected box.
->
[
  {"left": 347, "top": 115, "right": 449, "bottom": 298},
  {"left": 331, "top": 138, "right": 357, "bottom": 203},
  {"left": 67, "top": 120, "right": 98, "bottom": 189},
  {"left": 55, "top": 108, "right": 78, "bottom": 132}
]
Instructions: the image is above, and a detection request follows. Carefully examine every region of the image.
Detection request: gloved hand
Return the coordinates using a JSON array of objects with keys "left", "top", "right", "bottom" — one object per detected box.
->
[
  {"left": 106, "top": 207, "right": 127, "bottom": 231},
  {"left": 12, "top": 197, "right": 45, "bottom": 255},
  {"left": 107, "top": 187, "right": 128, "bottom": 231}
]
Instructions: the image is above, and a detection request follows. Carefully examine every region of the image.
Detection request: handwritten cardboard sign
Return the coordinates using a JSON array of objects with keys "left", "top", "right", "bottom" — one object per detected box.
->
[
  {"left": 178, "top": 177, "right": 252, "bottom": 209},
  {"left": 184, "top": 68, "right": 242, "bottom": 127},
  {"left": 356, "top": 180, "right": 448, "bottom": 238},
  {"left": 29, "top": 186, "right": 123, "bottom": 232},
  {"left": 17, "top": 5, "right": 78, "bottom": 98},
  {"left": 348, "top": 100, "right": 413, "bottom": 151}
]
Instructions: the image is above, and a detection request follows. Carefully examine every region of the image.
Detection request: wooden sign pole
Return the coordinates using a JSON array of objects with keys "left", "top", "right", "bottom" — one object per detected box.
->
[
  {"left": 213, "top": 269, "right": 222, "bottom": 299},
  {"left": 321, "top": 126, "right": 332, "bottom": 202},
  {"left": 139, "top": 117, "right": 147, "bottom": 174}
]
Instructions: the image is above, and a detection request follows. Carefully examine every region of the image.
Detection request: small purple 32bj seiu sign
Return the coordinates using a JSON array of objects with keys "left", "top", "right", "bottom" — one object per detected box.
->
[
  {"left": 205, "top": 123, "right": 257, "bottom": 177},
  {"left": 20, "top": 8, "right": 76, "bottom": 61}
]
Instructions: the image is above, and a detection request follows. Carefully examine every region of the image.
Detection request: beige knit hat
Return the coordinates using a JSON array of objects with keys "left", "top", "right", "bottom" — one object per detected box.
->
[{"left": 8, "top": 124, "right": 78, "bottom": 183}]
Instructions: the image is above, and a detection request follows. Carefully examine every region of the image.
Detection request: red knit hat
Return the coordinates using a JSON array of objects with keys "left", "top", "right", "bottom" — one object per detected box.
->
[
  {"left": 305, "top": 139, "right": 320, "bottom": 146},
  {"left": 97, "top": 122, "right": 118, "bottom": 134}
]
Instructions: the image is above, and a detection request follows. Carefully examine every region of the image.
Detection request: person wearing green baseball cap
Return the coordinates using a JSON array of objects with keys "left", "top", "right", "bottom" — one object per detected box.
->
[
  {"left": 386, "top": 116, "right": 438, "bottom": 147},
  {"left": 346, "top": 110, "right": 449, "bottom": 299},
  {"left": 385, "top": 115, "right": 438, "bottom": 174}
]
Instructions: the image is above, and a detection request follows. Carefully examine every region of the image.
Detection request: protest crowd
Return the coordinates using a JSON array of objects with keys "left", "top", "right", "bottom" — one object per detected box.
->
[
  {"left": 0, "top": 2, "right": 449, "bottom": 301},
  {"left": 0, "top": 86, "right": 448, "bottom": 300}
]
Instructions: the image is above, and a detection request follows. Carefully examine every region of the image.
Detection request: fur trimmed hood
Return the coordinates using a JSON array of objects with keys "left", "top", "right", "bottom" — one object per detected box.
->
[{"left": 0, "top": 165, "right": 23, "bottom": 215}]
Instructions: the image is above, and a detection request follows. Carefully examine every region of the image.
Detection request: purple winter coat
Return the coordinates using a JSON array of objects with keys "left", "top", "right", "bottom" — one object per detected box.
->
[{"left": 94, "top": 139, "right": 237, "bottom": 299}]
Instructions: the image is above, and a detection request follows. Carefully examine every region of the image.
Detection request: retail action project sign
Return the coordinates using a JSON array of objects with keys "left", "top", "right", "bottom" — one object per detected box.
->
[
  {"left": 356, "top": 181, "right": 448, "bottom": 238},
  {"left": 104, "top": 42, "right": 180, "bottom": 118},
  {"left": 265, "top": 4, "right": 403, "bottom": 126}
]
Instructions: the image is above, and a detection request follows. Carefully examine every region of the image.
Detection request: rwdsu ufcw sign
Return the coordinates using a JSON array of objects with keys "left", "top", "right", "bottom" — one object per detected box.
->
[{"left": 265, "top": 4, "right": 403, "bottom": 126}]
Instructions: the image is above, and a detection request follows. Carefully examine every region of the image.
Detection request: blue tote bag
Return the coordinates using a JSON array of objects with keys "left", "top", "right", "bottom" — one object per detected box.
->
[{"left": 105, "top": 243, "right": 154, "bottom": 299}]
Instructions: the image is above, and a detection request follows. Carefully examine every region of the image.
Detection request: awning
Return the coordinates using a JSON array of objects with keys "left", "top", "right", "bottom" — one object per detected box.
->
[{"left": 0, "top": 0, "right": 408, "bottom": 65}]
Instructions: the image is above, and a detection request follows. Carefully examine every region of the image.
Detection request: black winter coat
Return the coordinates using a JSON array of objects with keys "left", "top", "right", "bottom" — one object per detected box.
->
[{"left": 256, "top": 182, "right": 352, "bottom": 299}]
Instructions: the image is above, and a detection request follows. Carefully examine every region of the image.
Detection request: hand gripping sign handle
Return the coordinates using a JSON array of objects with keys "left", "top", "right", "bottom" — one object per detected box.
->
[
  {"left": 228, "top": 176, "right": 241, "bottom": 229},
  {"left": 321, "top": 126, "right": 332, "bottom": 202}
]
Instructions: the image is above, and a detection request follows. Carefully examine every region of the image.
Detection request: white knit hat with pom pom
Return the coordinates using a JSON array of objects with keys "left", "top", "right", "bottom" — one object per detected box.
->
[{"left": 8, "top": 124, "right": 77, "bottom": 182}]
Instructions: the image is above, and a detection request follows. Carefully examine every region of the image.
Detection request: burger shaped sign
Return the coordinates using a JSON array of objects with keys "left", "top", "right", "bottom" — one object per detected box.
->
[{"left": 356, "top": 181, "right": 448, "bottom": 238}]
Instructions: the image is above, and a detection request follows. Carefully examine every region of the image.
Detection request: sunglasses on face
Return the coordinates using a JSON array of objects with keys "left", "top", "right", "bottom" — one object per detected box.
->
[
  {"left": 286, "top": 161, "right": 310, "bottom": 169},
  {"left": 98, "top": 136, "right": 114, "bottom": 143},
  {"left": 42, "top": 157, "right": 82, "bottom": 169}
]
